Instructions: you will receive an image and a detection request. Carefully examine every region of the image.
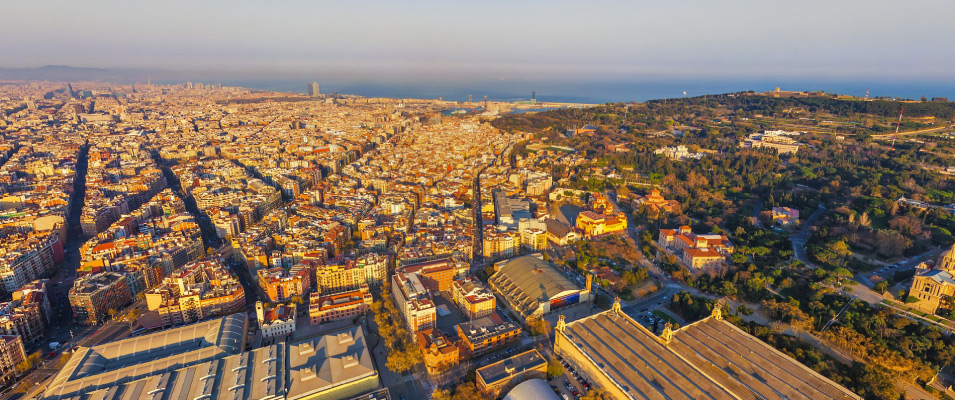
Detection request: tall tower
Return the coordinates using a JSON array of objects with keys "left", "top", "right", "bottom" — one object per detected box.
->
[
  {"left": 308, "top": 82, "right": 320, "bottom": 97},
  {"left": 483, "top": 95, "right": 488, "bottom": 110},
  {"left": 468, "top": 94, "right": 472, "bottom": 104},
  {"left": 531, "top": 90, "right": 536, "bottom": 103},
  {"left": 147, "top": 75, "right": 151, "bottom": 86},
  {"left": 940, "top": 242, "right": 955, "bottom": 271}
]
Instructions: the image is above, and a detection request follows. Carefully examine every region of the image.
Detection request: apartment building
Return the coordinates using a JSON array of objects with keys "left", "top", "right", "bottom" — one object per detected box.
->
[
  {"left": 0, "top": 230, "right": 62, "bottom": 294},
  {"left": 391, "top": 271, "right": 436, "bottom": 334},
  {"left": 145, "top": 258, "right": 246, "bottom": 326},
  {"left": 457, "top": 313, "right": 521, "bottom": 357},
  {"left": 0, "top": 335, "right": 25, "bottom": 384},
  {"left": 258, "top": 265, "right": 311, "bottom": 302},
  {"left": 69, "top": 272, "right": 132, "bottom": 325},
  {"left": 308, "top": 285, "right": 372, "bottom": 325},
  {"left": 451, "top": 277, "right": 496, "bottom": 319},
  {"left": 314, "top": 254, "right": 388, "bottom": 295}
]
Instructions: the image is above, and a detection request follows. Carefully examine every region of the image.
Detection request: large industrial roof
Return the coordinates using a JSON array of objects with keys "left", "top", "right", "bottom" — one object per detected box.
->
[
  {"left": 286, "top": 326, "right": 376, "bottom": 399},
  {"left": 672, "top": 318, "right": 859, "bottom": 399},
  {"left": 490, "top": 256, "right": 581, "bottom": 317},
  {"left": 559, "top": 311, "right": 861, "bottom": 400},
  {"left": 45, "top": 314, "right": 247, "bottom": 399},
  {"left": 42, "top": 316, "right": 377, "bottom": 400}
]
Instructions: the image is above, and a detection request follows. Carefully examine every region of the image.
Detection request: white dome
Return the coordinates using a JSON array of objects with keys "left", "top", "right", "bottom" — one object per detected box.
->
[{"left": 503, "top": 378, "right": 562, "bottom": 400}]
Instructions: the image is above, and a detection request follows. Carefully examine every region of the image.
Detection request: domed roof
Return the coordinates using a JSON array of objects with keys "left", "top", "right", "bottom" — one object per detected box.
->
[{"left": 503, "top": 378, "right": 562, "bottom": 400}]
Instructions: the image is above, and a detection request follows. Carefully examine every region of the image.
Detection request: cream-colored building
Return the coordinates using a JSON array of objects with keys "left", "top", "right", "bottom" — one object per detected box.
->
[
  {"left": 452, "top": 277, "right": 496, "bottom": 319},
  {"left": 910, "top": 243, "right": 955, "bottom": 314}
]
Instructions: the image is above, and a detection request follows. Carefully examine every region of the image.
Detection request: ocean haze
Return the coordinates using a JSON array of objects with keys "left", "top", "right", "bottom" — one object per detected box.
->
[
  {"left": 2, "top": 66, "right": 952, "bottom": 104},
  {"left": 203, "top": 78, "right": 955, "bottom": 104}
]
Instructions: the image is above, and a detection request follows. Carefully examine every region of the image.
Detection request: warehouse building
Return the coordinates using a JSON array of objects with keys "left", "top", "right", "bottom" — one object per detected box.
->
[
  {"left": 42, "top": 314, "right": 378, "bottom": 400},
  {"left": 489, "top": 255, "right": 590, "bottom": 320},
  {"left": 553, "top": 300, "right": 860, "bottom": 400}
]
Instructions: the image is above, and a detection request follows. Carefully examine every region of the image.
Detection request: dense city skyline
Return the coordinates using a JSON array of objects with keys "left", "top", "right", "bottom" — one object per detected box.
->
[{"left": 3, "top": 2, "right": 955, "bottom": 399}]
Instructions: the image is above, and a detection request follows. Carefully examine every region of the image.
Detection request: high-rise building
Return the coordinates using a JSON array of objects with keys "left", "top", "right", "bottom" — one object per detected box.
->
[{"left": 308, "top": 82, "right": 320, "bottom": 97}]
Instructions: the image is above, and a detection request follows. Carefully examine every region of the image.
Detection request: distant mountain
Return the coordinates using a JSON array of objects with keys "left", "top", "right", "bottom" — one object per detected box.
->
[{"left": 0, "top": 65, "right": 145, "bottom": 82}]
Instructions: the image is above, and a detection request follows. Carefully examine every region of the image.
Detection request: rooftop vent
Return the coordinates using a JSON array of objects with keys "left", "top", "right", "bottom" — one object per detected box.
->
[
  {"left": 342, "top": 354, "right": 359, "bottom": 368},
  {"left": 337, "top": 332, "right": 354, "bottom": 346}
]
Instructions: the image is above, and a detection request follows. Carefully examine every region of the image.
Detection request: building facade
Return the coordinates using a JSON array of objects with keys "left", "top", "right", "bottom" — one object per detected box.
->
[
  {"left": 416, "top": 329, "right": 460, "bottom": 375},
  {"left": 910, "top": 244, "right": 955, "bottom": 314},
  {"left": 308, "top": 285, "right": 373, "bottom": 324},
  {"left": 476, "top": 349, "right": 547, "bottom": 398},
  {"left": 255, "top": 301, "right": 296, "bottom": 339},
  {"left": 457, "top": 313, "right": 521, "bottom": 357},
  {"left": 0, "top": 335, "right": 26, "bottom": 384},
  {"left": 452, "top": 277, "right": 496, "bottom": 319},
  {"left": 391, "top": 272, "right": 436, "bottom": 334},
  {"left": 69, "top": 272, "right": 132, "bottom": 325},
  {"left": 258, "top": 265, "right": 311, "bottom": 302}
]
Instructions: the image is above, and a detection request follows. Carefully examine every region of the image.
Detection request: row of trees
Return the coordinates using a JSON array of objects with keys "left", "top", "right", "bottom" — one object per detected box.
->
[{"left": 370, "top": 282, "right": 423, "bottom": 374}]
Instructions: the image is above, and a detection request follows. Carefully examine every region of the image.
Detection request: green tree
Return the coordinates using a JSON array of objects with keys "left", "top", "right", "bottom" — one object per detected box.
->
[
  {"left": 547, "top": 357, "right": 564, "bottom": 378},
  {"left": 450, "top": 382, "right": 483, "bottom": 400},
  {"left": 386, "top": 347, "right": 422, "bottom": 374},
  {"left": 716, "top": 281, "right": 738, "bottom": 296},
  {"left": 873, "top": 281, "right": 888, "bottom": 294},
  {"left": 526, "top": 317, "right": 552, "bottom": 337}
]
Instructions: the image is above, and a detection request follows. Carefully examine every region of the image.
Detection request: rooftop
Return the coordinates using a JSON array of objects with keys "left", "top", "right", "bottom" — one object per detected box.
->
[
  {"left": 476, "top": 349, "right": 546, "bottom": 386},
  {"left": 489, "top": 256, "right": 582, "bottom": 317},
  {"left": 559, "top": 311, "right": 860, "bottom": 400}
]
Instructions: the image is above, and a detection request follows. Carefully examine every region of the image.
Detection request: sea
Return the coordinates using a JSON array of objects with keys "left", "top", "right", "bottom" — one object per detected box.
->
[{"left": 211, "top": 78, "right": 955, "bottom": 104}]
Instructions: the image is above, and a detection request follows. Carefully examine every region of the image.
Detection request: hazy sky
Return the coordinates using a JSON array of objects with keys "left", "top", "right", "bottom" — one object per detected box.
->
[{"left": 2, "top": 0, "right": 953, "bottom": 82}]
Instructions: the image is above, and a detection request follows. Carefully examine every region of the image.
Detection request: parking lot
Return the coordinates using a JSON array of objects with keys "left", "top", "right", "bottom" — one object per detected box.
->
[
  {"left": 432, "top": 292, "right": 470, "bottom": 336},
  {"left": 548, "top": 354, "right": 594, "bottom": 400}
]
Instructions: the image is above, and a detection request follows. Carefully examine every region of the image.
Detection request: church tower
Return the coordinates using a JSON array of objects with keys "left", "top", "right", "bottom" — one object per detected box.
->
[{"left": 940, "top": 242, "right": 955, "bottom": 271}]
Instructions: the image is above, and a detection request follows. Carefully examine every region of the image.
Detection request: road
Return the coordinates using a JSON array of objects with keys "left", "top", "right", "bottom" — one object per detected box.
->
[
  {"left": 8, "top": 144, "right": 95, "bottom": 399},
  {"left": 861, "top": 247, "right": 944, "bottom": 287},
  {"left": 751, "top": 199, "right": 764, "bottom": 228},
  {"left": 790, "top": 204, "right": 825, "bottom": 268},
  {"left": 869, "top": 123, "right": 955, "bottom": 139}
]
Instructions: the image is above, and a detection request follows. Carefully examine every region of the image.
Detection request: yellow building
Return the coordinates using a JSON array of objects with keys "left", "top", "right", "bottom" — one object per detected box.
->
[
  {"left": 910, "top": 244, "right": 955, "bottom": 314},
  {"left": 575, "top": 211, "right": 606, "bottom": 237},
  {"left": 575, "top": 211, "right": 627, "bottom": 237},
  {"left": 575, "top": 192, "right": 628, "bottom": 237},
  {"left": 452, "top": 277, "right": 496, "bottom": 319},
  {"left": 483, "top": 228, "right": 521, "bottom": 260}
]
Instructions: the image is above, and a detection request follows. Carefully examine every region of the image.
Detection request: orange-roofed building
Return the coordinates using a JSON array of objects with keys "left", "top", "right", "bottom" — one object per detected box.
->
[
  {"left": 416, "top": 329, "right": 460, "bottom": 375},
  {"left": 658, "top": 226, "right": 733, "bottom": 270},
  {"left": 308, "top": 285, "right": 373, "bottom": 325}
]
